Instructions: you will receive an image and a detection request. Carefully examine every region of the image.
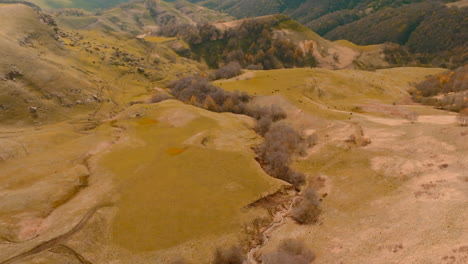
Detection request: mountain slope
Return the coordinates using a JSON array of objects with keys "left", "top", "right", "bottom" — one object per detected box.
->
[
  {"left": 190, "top": 0, "right": 466, "bottom": 67},
  {"left": 0, "top": 3, "right": 206, "bottom": 125},
  {"left": 19, "top": 0, "right": 130, "bottom": 11},
  {"left": 157, "top": 15, "right": 389, "bottom": 70},
  {"left": 54, "top": 0, "right": 233, "bottom": 35}
]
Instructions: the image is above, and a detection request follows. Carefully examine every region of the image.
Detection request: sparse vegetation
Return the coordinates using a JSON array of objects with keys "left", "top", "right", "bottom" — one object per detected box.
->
[
  {"left": 458, "top": 108, "right": 468, "bottom": 126},
  {"left": 255, "top": 122, "right": 313, "bottom": 188},
  {"left": 168, "top": 77, "right": 251, "bottom": 113},
  {"left": 262, "top": 238, "right": 316, "bottom": 264},
  {"left": 412, "top": 66, "right": 468, "bottom": 112},
  {"left": 291, "top": 187, "right": 322, "bottom": 225},
  {"left": 211, "top": 61, "right": 243, "bottom": 80}
]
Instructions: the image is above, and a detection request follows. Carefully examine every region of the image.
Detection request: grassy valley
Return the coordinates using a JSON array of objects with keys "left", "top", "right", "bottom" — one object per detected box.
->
[{"left": 0, "top": 1, "right": 466, "bottom": 264}]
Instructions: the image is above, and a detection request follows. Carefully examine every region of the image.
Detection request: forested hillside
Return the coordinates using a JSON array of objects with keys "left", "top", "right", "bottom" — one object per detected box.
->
[{"left": 190, "top": 0, "right": 467, "bottom": 68}]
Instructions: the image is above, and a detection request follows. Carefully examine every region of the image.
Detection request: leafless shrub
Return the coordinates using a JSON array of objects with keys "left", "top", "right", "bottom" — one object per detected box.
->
[
  {"left": 458, "top": 108, "right": 468, "bottom": 126},
  {"left": 151, "top": 92, "right": 172, "bottom": 103},
  {"left": 246, "top": 64, "right": 264, "bottom": 70},
  {"left": 211, "top": 61, "right": 243, "bottom": 80},
  {"left": 213, "top": 246, "right": 245, "bottom": 264},
  {"left": 413, "top": 66, "right": 468, "bottom": 111},
  {"left": 262, "top": 239, "right": 315, "bottom": 264},
  {"left": 168, "top": 77, "right": 250, "bottom": 113},
  {"left": 291, "top": 187, "right": 321, "bottom": 225},
  {"left": 249, "top": 105, "right": 287, "bottom": 136},
  {"left": 255, "top": 122, "right": 310, "bottom": 188}
]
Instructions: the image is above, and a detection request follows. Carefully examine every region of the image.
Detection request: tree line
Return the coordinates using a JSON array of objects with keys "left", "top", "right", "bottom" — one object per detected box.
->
[
  {"left": 158, "top": 15, "right": 317, "bottom": 70},
  {"left": 412, "top": 65, "right": 468, "bottom": 113}
]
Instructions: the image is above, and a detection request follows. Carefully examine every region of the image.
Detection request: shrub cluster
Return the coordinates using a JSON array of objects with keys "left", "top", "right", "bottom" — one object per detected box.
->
[
  {"left": 262, "top": 238, "right": 316, "bottom": 264},
  {"left": 291, "top": 187, "right": 322, "bottom": 225},
  {"left": 158, "top": 15, "right": 317, "bottom": 69},
  {"left": 210, "top": 61, "right": 243, "bottom": 80},
  {"left": 412, "top": 65, "right": 468, "bottom": 112},
  {"left": 255, "top": 122, "right": 314, "bottom": 188},
  {"left": 168, "top": 77, "right": 251, "bottom": 113}
]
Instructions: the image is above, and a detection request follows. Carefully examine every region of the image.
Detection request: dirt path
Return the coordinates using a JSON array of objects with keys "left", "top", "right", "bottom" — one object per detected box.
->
[{"left": 0, "top": 204, "right": 111, "bottom": 264}]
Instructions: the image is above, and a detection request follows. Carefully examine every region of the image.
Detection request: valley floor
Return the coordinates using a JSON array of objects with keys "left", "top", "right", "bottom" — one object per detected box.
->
[{"left": 0, "top": 67, "right": 467, "bottom": 264}]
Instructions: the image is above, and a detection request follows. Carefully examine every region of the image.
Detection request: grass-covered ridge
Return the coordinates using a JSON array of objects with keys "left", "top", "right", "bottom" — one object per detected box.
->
[
  {"left": 0, "top": 3, "right": 206, "bottom": 125},
  {"left": 25, "top": 0, "right": 129, "bottom": 10}
]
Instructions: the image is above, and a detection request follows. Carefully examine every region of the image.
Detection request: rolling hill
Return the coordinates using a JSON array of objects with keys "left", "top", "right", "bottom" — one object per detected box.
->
[
  {"left": 0, "top": 1, "right": 466, "bottom": 264},
  {"left": 0, "top": 3, "right": 206, "bottom": 125},
  {"left": 53, "top": 0, "right": 233, "bottom": 35},
  {"left": 13, "top": 0, "right": 130, "bottom": 11}
]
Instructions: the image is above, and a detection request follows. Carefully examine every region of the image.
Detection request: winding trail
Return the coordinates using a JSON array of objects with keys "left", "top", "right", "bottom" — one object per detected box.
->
[
  {"left": 246, "top": 193, "right": 302, "bottom": 264},
  {"left": 0, "top": 203, "right": 111, "bottom": 264}
]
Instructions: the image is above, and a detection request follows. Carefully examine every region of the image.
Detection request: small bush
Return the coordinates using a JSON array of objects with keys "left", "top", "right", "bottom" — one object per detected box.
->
[
  {"left": 246, "top": 64, "right": 264, "bottom": 70},
  {"left": 211, "top": 61, "right": 243, "bottom": 80},
  {"left": 250, "top": 105, "right": 287, "bottom": 136},
  {"left": 291, "top": 187, "right": 321, "bottom": 225},
  {"left": 262, "top": 239, "right": 315, "bottom": 264},
  {"left": 213, "top": 246, "right": 245, "bottom": 264},
  {"left": 458, "top": 108, "right": 468, "bottom": 126},
  {"left": 255, "top": 122, "right": 311, "bottom": 188},
  {"left": 168, "top": 77, "right": 250, "bottom": 113}
]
